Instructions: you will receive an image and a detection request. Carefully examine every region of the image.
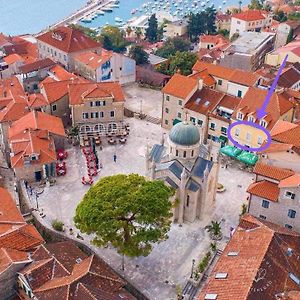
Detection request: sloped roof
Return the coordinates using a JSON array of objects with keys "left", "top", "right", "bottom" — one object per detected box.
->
[
  {"left": 279, "top": 174, "right": 300, "bottom": 188},
  {"left": 69, "top": 82, "right": 125, "bottom": 105},
  {"left": 0, "top": 248, "right": 30, "bottom": 274},
  {"left": 9, "top": 111, "right": 66, "bottom": 138},
  {"left": 74, "top": 49, "right": 113, "bottom": 70},
  {"left": 19, "top": 58, "right": 55, "bottom": 73},
  {"left": 192, "top": 61, "right": 260, "bottom": 86},
  {"left": 254, "top": 162, "right": 295, "bottom": 181},
  {"left": 49, "top": 64, "right": 77, "bottom": 81},
  {"left": 278, "top": 67, "right": 300, "bottom": 88},
  {"left": 162, "top": 73, "right": 198, "bottom": 99},
  {"left": 271, "top": 122, "right": 300, "bottom": 147},
  {"left": 36, "top": 26, "right": 101, "bottom": 53},
  {"left": 232, "top": 10, "right": 266, "bottom": 21},
  {"left": 3, "top": 53, "right": 24, "bottom": 65},
  {"left": 198, "top": 214, "right": 300, "bottom": 300},
  {"left": 247, "top": 180, "right": 279, "bottom": 201}
]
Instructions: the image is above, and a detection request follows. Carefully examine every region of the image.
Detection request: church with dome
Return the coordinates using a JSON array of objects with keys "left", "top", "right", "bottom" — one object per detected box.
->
[{"left": 146, "top": 121, "right": 219, "bottom": 224}]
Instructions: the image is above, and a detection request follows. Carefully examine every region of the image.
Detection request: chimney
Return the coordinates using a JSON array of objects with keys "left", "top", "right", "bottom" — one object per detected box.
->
[{"left": 198, "top": 78, "right": 204, "bottom": 91}]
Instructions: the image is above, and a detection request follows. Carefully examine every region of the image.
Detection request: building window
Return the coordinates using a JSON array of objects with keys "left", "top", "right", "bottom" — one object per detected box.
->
[
  {"left": 262, "top": 200, "right": 269, "bottom": 208},
  {"left": 91, "top": 112, "right": 99, "bottom": 118},
  {"left": 260, "top": 120, "right": 267, "bottom": 128},
  {"left": 285, "top": 191, "right": 296, "bottom": 200},
  {"left": 221, "top": 126, "right": 227, "bottom": 134},
  {"left": 166, "top": 95, "right": 170, "bottom": 101},
  {"left": 90, "top": 102, "right": 94, "bottom": 107},
  {"left": 165, "top": 108, "right": 169, "bottom": 113},
  {"left": 52, "top": 104, "right": 57, "bottom": 112},
  {"left": 176, "top": 149, "right": 179, "bottom": 156},
  {"left": 198, "top": 119, "right": 203, "bottom": 126},
  {"left": 190, "top": 117, "right": 196, "bottom": 124},
  {"left": 110, "top": 111, "right": 115, "bottom": 117},
  {"left": 210, "top": 123, "right": 216, "bottom": 131},
  {"left": 95, "top": 101, "right": 101, "bottom": 106},
  {"left": 178, "top": 100, "right": 183, "bottom": 106},
  {"left": 237, "top": 112, "right": 243, "bottom": 120},
  {"left": 98, "top": 112, "right": 104, "bottom": 118},
  {"left": 237, "top": 21, "right": 241, "bottom": 24},
  {"left": 64, "top": 55, "right": 67, "bottom": 61},
  {"left": 288, "top": 209, "right": 296, "bottom": 219},
  {"left": 259, "top": 215, "right": 266, "bottom": 220},
  {"left": 82, "top": 112, "right": 89, "bottom": 119},
  {"left": 235, "top": 128, "right": 240, "bottom": 137},
  {"left": 165, "top": 119, "right": 169, "bottom": 125},
  {"left": 218, "top": 79, "right": 222, "bottom": 85},
  {"left": 246, "top": 132, "right": 251, "bottom": 142},
  {"left": 285, "top": 224, "right": 293, "bottom": 229},
  {"left": 191, "top": 150, "right": 194, "bottom": 157},
  {"left": 178, "top": 112, "right": 182, "bottom": 118},
  {"left": 257, "top": 136, "right": 263, "bottom": 145},
  {"left": 186, "top": 194, "right": 190, "bottom": 207},
  {"left": 183, "top": 150, "right": 187, "bottom": 158},
  {"left": 248, "top": 116, "right": 255, "bottom": 122}
]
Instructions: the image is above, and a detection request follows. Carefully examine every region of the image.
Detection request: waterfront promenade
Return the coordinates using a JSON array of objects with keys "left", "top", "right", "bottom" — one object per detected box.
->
[{"left": 38, "top": 0, "right": 113, "bottom": 34}]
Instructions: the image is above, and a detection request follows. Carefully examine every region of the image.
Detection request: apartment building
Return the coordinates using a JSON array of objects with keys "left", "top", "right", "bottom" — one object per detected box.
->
[
  {"left": 192, "top": 60, "right": 261, "bottom": 97},
  {"left": 220, "top": 31, "right": 275, "bottom": 71},
  {"left": 73, "top": 49, "right": 136, "bottom": 84},
  {"left": 36, "top": 26, "right": 101, "bottom": 71},
  {"left": 229, "top": 10, "right": 273, "bottom": 38},
  {"left": 247, "top": 162, "right": 300, "bottom": 231},
  {"left": 164, "top": 20, "right": 188, "bottom": 38},
  {"left": 68, "top": 82, "right": 125, "bottom": 135},
  {"left": 231, "top": 87, "right": 295, "bottom": 150}
]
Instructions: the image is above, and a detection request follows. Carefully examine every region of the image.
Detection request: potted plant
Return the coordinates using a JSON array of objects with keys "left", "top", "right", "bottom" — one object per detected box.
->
[{"left": 205, "top": 221, "right": 222, "bottom": 240}]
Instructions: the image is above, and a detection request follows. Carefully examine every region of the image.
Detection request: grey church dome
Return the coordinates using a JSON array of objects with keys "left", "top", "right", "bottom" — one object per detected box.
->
[{"left": 169, "top": 121, "right": 200, "bottom": 146}]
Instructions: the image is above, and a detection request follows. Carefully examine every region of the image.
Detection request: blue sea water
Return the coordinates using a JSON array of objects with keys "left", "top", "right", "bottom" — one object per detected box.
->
[{"left": 0, "top": 0, "right": 247, "bottom": 36}]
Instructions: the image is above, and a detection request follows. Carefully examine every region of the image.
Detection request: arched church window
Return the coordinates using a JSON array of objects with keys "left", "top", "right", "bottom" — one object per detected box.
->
[
  {"left": 176, "top": 149, "right": 179, "bottom": 156},
  {"left": 183, "top": 151, "right": 186, "bottom": 158},
  {"left": 186, "top": 195, "right": 190, "bottom": 207},
  {"left": 191, "top": 150, "right": 194, "bottom": 157}
]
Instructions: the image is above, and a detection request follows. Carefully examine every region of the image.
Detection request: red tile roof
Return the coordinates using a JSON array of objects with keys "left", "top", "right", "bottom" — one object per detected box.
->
[
  {"left": 3, "top": 54, "right": 24, "bottom": 65},
  {"left": 200, "top": 34, "right": 228, "bottom": 45},
  {"left": 74, "top": 49, "right": 113, "bottom": 70},
  {"left": 279, "top": 174, "right": 300, "bottom": 188},
  {"left": 26, "top": 93, "right": 48, "bottom": 108},
  {"left": 232, "top": 10, "right": 266, "bottom": 21},
  {"left": 247, "top": 180, "right": 279, "bottom": 201},
  {"left": 0, "top": 248, "right": 30, "bottom": 274},
  {"left": 198, "top": 214, "right": 300, "bottom": 300},
  {"left": 69, "top": 82, "right": 125, "bottom": 105},
  {"left": 271, "top": 122, "right": 300, "bottom": 147},
  {"left": 189, "top": 69, "right": 216, "bottom": 86},
  {"left": 162, "top": 73, "right": 198, "bottom": 99},
  {"left": 19, "top": 58, "right": 55, "bottom": 74},
  {"left": 49, "top": 64, "right": 77, "bottom": 81},
  {"left": 9, "top": 111, "right": 66, "bottom": 138},
  {"left": 254, "top": 162, "right": 295, "bottom": 181},
  {"left": 36, "top": 26, "right": 101, "bottom": 53},
  {"left": 192, "top": 61, "right": 260, "bottom": 86}
]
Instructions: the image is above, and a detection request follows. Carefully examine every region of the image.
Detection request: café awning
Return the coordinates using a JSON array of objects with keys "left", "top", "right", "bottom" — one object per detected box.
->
[{"left": 220, "top": 145, "right": 242, "bottom": 158}]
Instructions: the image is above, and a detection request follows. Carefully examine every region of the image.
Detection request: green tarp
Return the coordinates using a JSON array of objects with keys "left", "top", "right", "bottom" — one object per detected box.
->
[
  {"left": 236, "top": 151, "right": 258, "bottom": 166},
  {"left": 220, "top": 145, "right": 242, "bottom": 157},
  {"left": 173, "top": 119, "right": 182, "bottom": 126}
]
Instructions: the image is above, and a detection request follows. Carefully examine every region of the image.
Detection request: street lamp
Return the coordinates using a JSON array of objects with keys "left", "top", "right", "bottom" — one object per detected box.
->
[
  {"left": 190, "top": 259, "right": 195, "bottom": 279},
  {"left": 35, "top": 192, "right": 39, "bottom": 210}
]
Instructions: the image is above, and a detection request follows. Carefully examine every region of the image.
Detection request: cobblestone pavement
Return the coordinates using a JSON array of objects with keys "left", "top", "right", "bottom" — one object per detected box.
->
[{"left": 36, "top": 118, "right": 254, "bottom": 300}]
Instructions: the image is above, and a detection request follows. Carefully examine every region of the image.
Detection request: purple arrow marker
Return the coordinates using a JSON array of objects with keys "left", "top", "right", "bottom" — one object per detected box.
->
[{"left": 256, "top": 54, "right": 288, "bottom": 120}]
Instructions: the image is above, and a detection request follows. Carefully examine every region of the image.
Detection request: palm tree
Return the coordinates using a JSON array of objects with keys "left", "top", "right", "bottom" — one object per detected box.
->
[
  {"left": 205, "top": 221, "right": 222, "bottom": 240},
  {"left": 240, "top": 203, "right": 248, "bottom": 217}
]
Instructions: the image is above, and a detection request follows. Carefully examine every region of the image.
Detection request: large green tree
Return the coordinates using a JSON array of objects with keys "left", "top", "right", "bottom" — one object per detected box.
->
[
  {"left": 146, "top": 14, "right": 158, "bottom": 42},
  {"left": 156, "top": 37, "right": 191, "bottom": 58},
  {"left": 100, "top": 25, "right": 127, "bottom": 53},
  {"left": 74, "top": 174, "right": 174, "bottom": 259},
  {"left": 248, "top": 0, "right": 263, "bottom": 10},
  {"left": 129, "top": 45, "right": 149, "bottom": 65},
  {"left": 157, "top": 51, "right": 197, "bottom": 76}
]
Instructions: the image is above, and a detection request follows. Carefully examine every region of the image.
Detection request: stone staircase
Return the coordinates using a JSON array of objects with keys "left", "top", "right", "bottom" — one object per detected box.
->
[{"left": 145, "top": 115, "right": 161, "bottom": 125}]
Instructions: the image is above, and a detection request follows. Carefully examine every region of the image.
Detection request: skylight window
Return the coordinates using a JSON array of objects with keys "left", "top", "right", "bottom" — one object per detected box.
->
[
  {"left": 227, "top": 251, "right": 238, "bottom": 256},
  {"left": 204, "top": 100, "right": 210, "bottom": 106},
  {"left": 289, "top": 273, "right": 300, "bottom": 285},
  {"left": 215, "top": 273, "right": 228, "bottom": 279},
  {"left": 205, "top": 294, "right": 218, "bottom": 300},
  {"left": 195, "top": 98, "right": 201, "bottom": 105}
]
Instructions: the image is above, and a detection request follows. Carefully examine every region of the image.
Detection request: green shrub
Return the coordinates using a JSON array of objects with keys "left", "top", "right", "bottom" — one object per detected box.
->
[{"left": 52, "top": 220, "right": 64, "bottom": 232}]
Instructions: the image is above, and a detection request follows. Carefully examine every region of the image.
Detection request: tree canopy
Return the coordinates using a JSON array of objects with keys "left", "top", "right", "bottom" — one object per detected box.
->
[
  {"left": 248, "top": 0, "right": 263, "bottom": 10},
  {"left": 187, "top": 7, "right": 217, "bottom": 42},
  {"left": 157, "top": 51, "right": 197, "bottom": 76},
  {"left": 74, "top": 174, "right": 174, "bottom": 257},
  {"left": 155, "top": 37, "right": 191, "bottom": 58},
  {"left": 100, "top": 25, "right": 128, "bottom": 53},
  {"left": 129, "top": 45, "right": 149, "bottom": 65},
  {"left": 273, "top": 10, "right": 287, "bottom": 22},
  {"left": 146, "top": 14, "right": 158, "bottom": 42}
]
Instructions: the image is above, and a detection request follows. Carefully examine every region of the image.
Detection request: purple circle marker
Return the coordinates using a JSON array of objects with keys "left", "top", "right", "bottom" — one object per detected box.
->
[{"left": 227, "top": 121, "right": 272, "bottom": 152}]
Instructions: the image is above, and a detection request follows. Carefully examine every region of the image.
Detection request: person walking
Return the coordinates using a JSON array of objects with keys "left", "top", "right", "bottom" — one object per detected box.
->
[{"left": 113, "top": 154, "right": 117, "bottom": 163}]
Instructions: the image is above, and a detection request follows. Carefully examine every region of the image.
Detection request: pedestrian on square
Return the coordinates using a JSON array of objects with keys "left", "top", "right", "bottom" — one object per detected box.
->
[{"left": 113, "top": 154, "right": 117, "bottom": 163}]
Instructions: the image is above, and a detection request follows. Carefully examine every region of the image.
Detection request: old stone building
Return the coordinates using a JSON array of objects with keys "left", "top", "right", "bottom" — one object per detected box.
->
[{"left": 146, "top": 121, "right": 219, "bottom": 224}]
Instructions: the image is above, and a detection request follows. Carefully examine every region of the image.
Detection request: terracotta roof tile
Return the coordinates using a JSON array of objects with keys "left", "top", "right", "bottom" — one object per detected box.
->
[
  {"left": 36, "top": 26, "right": 101, "bottom": 53},
  {"left": 247, "top": 180, "right": 279, "bottom": 201},
  {"left": 232, "top": 10, "right": 266, "bottom": 21},
  {"left": 200, "top": 34, "right": 228, "bottom": 45},
  {"left": 0, "top": 248, "right": 30, "bottom": 274},
  {"left": 3, "top": 54, "right": 24, "bottom": 65},
  {"left": 189, "top": 69, "right": 216, "bottom": 86},
  {"left": 19, "top": 58, "right": 55, "bottom": 73},
  {"left": 184, "top": 87, "right": 224, "bottom": 115},
  {"left": 254, "top": 162, "right": 295, "bottom": 181},
  {"left": 49, "top": 64, "right": 77, "bottom": 81},
  {"left": 270, "top": 120, "right": 298, "bottom": 136},
  {"left": 162, "top": 73, "right": 198, "bottom": 99},
  {"left": 9, "top": 111, "right": 66, "bottom": 138},
  {"left": 198, "top": 214, "right": 300, "bottom": 300},
  {"left": 279, "top": 174, "right": 300, "bottom": 188},
  {"left": 259, "top": 142, "right": 294, "bottom": 153},
  {"left": 26, "top": 93, "right": 48, "bottom": 108},
  {"left": 271, "top": 123, "right": 300, "bottom": 147},
  {"left": 69, "top": 82, "right": 125, "bottom": 105},
  {"left": 74, "top": 50, "right": 113, "bottom": 70}
]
